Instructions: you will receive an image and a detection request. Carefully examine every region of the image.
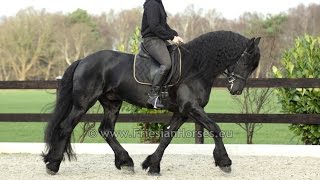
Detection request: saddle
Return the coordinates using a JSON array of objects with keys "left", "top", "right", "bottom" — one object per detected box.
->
[{"left": 133, "top": 43, "right": 182, "bottom": 87}]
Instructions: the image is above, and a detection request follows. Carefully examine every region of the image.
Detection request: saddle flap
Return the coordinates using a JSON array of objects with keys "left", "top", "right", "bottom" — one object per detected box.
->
[{"left": 134, "top": 43, "right": 181, "bottom": 86}]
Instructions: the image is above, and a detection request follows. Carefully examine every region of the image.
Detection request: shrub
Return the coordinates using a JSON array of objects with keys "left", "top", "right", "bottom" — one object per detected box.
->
[{"left": 272, "top": 35, "right": 320, "bottom": 145}]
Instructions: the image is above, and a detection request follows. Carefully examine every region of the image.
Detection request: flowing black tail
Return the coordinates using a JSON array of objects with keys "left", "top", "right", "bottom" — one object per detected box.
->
[{"left": 43, "top": 60, "right": 80, "bottom": 162}]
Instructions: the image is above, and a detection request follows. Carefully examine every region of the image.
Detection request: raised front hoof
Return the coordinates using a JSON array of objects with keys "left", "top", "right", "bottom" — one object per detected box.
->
[
  {"left": 120, "top": 166, "right": 135, "bottom": 174},
  {"left": 214, "top": 150, "right": 232, "bottom": 173},
  {"left": 219, "top": 165, "right": 232, "bottom": 173}
]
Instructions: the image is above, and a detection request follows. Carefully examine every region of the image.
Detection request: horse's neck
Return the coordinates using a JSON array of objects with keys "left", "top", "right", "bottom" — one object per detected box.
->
[{"left": 183, "top": 43, "right": 239, "bottom": 86}]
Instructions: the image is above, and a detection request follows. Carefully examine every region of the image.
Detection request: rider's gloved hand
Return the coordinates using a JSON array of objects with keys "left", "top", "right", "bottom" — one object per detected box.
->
[{"left": 172, "top": 36, "right": 184, "bottom": 44}]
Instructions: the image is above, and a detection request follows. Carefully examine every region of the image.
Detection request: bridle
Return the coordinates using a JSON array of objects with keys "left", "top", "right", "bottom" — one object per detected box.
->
[
  {"left": 223, "top": 71, "right": 246, "bottom": 84},
  {"left": 223, "top": 50, "right": 250, "bottom": 85}
]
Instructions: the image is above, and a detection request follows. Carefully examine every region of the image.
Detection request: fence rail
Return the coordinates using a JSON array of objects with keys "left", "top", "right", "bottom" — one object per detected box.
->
[
  {"left": 1, "top": 78, "right": 320, "bottom": 89},
  {"left": 0, "top": 79, "right": 319, "bottom": 143},
  {"left": 0, "top": 113, "right": 319, "bottom": 124}
]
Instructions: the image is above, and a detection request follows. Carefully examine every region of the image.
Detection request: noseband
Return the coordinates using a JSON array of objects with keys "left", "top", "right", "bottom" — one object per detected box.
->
[
  {"left": 223, "top": 50, "right": 249, "bottom": 84},
  {"left": 223, "top": 72, "right": 246, "bottom": 84}
]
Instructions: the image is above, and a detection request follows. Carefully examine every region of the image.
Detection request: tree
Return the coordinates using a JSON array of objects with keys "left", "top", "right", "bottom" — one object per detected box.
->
[
  {"left": 170, "top": 5, "right": 219, "bottom": 41},
  {"left": 107, "top": 8, "right": 142, "bottom": 51},
  {"left": 233, "top": 88, "right": 275, "bottom": 144},
  {"left": 55, "top": 9, "right": 104, "bottom": 66},
  {"left": 92, "top": 13, "right": 115, "bottom": 50},
  {"left": 0, "top": 32, "right": 11, "bottom": 80},
  {"left": 0, "top": 8, "right": 57, "bottom": 80},
  {"left": 258, "top": 14, "right": 288, "bottom": 78}
]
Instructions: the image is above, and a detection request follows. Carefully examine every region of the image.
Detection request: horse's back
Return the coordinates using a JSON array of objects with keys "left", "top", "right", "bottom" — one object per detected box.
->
[
  {"left": 78, "top": 50, "right": 134, "bottom": 71},
  {"left": 82, "top": 50, "right": 133, "bottom": 65},
  {"left": 73, "top": 50, "right": 134, "bottom": 90}
]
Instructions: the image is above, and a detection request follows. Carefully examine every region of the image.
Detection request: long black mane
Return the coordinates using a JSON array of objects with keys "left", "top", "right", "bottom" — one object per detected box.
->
[{"left": 182, "top": 31, "right": 248, "bottom": 82}]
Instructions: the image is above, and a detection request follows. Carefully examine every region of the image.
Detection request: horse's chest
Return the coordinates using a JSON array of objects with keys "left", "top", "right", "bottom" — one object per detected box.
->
[
  {"left": 192, "top": 86, "right": 211, "bottom": 107},
  {"left": 197, "top": 94, "right": 210, "bottom": 107}
]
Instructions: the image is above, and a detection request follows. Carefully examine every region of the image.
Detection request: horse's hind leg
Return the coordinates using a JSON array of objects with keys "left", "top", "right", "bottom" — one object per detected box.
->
[
  {"left": 142, "top": 113, "right": 187, "bottom": 175},
  {"left": 45, "top": 106, "right": 84, "bottom": 174},
  {"left": 44, "top": 90, "right": 100, "bottom": 174},
  {"left": 98, "top": 98, "right": 134, "bottom": 172}
]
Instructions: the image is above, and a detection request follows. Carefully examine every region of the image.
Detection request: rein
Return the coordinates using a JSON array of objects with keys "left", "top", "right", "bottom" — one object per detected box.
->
[{"left": 172, "top": 42, "right": 190, "bottom": 53}]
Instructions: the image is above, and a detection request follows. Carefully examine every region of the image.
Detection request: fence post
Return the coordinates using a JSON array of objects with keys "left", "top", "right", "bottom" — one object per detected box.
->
[{"left": 195, "top": 123, "right": 204, "bottom": 144}]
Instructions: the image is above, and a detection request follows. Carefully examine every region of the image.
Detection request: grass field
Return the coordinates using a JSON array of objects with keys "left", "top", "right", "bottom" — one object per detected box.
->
[{"left": 0, "top": 89, "right": 301, "bottom": 144}]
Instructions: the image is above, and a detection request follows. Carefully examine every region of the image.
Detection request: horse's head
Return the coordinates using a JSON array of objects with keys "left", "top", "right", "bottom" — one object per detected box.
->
[{"left": 226, "top": 37, "right": 261, "bottom": 95}]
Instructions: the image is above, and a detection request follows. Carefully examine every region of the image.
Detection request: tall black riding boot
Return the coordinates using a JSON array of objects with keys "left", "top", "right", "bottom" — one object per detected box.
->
[{"left": 147, "top": 67, "right": 168, "bottom": 108}]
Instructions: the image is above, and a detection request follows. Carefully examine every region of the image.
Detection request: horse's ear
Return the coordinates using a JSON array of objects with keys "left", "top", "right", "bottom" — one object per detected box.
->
[
  {"left": 249, "top": 38, "right": 255, "bottom": 45},
  {"left": 254, "top": 37, "right": 261, "bottom": 46},
  {"left": 247, "top": 38, "right": 255, "bottom": 51}
]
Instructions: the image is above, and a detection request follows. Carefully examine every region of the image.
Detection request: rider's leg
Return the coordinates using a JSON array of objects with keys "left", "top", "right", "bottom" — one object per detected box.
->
[{"left": 143, "top": 37, "right": 171, "bottom": 108}]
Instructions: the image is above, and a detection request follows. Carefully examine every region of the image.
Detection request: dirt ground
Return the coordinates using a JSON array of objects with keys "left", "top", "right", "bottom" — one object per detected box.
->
[{"left": 0, "top": 153, "right": 319, "bottom": 180}]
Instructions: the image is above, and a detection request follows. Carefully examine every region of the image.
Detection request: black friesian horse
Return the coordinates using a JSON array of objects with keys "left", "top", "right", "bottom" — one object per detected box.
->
[{"left": 43, "top": 31, "right": 261, "bottom": 175}]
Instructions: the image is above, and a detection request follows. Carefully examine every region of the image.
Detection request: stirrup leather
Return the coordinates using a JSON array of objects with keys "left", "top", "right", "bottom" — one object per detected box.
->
[
  {"left": 147, "top": 95, "right": 164, "bottom": 109},
  {"left": 153, "top": 96, "right": 160, "bottom": 109}
]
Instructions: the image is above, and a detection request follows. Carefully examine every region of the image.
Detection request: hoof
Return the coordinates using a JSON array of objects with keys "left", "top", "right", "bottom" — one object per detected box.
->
[
  {"left": 219, "top": 165, "right": 232, "bottom": 173},
  {"left": 141, "top": 161, "right": 149, "bottom": 170},
  {"left": 121, "top": 166, "right": 135, "bottom": 174},
  {"left": 45, "top": 160, "right": 61, "bottom": 175},
  {"left": 148, "top": 172, "right": 161, "bottom": 176},
  {"left": 46, "top": 168, "right": 57, "bottom": 175}
]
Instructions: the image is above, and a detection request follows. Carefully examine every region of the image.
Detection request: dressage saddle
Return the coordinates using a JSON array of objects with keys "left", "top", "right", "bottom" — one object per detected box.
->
[{"left": 133, "top": 43, "right": 181, "bottom": 87}]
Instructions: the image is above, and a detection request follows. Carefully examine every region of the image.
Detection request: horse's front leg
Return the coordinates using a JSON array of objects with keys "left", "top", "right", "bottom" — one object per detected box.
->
[
  {"left": 189, "top": 104, "right": 232, "bottom": 172},
  {"left": 142, "top": 112, "right": 187, "bottom": 175},
  {"left": 177, "top": 85, "right": 232, "bottom": 173}
]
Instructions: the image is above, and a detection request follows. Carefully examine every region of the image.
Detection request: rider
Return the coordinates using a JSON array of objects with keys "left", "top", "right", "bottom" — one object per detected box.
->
[{"left": 141, "top": 0, "right": 184, "bottom": 108}]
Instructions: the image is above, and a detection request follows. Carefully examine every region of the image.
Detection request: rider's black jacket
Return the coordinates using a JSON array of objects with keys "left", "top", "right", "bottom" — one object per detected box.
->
[{"left": 141, "top": 0, "right": 178, "bottom": 40}]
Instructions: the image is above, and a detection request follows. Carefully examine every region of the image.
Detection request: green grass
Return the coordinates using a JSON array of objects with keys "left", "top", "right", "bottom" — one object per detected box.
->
[
  {"left": 0, "top": 89, "right": 300, "bottom": 144},
  {"left": 0, "top": 90, "right": 56, "bottom": 113}
]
